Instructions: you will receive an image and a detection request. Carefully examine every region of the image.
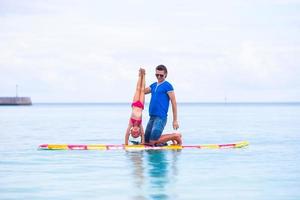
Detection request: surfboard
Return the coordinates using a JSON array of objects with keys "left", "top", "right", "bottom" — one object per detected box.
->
[{"left": 38, "top": 141, "right": 249, "bottom": 150}]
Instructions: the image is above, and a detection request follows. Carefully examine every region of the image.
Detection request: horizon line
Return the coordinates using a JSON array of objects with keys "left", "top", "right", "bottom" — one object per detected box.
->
[{"left": 31, "top": 101, "right": 300, "bottom": 104}]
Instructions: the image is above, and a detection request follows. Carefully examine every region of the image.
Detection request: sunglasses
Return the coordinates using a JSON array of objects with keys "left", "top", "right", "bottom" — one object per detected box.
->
[{"left": 155, "top": 74, "right": 165, "bottom": 78}]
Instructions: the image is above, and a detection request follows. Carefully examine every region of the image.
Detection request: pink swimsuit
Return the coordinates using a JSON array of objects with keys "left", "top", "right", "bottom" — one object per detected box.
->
[
  {"left": 130, "top": 118, "right": 142, "bottom": 126},
  {"left": 130, "top": 101, "right": 144, "bottom": 125},
  {"left": 131, "top": 101, "right": 144, "bottom": 110}
]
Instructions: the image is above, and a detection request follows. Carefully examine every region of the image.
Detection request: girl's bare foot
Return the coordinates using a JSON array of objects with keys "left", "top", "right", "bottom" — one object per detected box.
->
[{"left": 140, "top": 68, "right": 145, "bottom": 75}]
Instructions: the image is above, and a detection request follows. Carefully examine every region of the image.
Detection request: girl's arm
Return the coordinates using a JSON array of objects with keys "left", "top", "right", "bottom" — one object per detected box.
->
[
  {"left": 124, "top": 125, "right": 131, "bottom": 145},
  {"left": 140, "top": 125, "right": 145, "bottom": 144}
]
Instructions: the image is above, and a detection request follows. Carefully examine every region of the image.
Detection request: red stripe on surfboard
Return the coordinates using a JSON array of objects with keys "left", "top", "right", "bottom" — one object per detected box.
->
[
  {"left": 68, "top": 145, "right": 88, "bottom": 150},
  {"left": 219, "top": 143, "right": 235, "bottom": 148}
]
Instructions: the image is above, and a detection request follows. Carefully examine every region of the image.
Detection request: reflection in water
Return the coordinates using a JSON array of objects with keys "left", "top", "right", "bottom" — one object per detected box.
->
[
  {"left": 147, "top": 150, "right": 169, "bottom": 200},
  {"left": 126, "top": 150, "right": 181, "bottom": 200},
  {"left": 126, "top": 151, "right": 146, "bottom": 200}
]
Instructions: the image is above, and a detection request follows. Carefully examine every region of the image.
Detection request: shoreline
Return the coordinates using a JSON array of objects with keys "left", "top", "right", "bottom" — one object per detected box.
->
[{"left": 0, "top": 97, "right": 32, "bottom": 105}]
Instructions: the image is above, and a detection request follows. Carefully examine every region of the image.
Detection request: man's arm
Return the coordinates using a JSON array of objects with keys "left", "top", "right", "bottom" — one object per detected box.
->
[
  {"left": 168, "top": 91, "right": 179, "bottom": 130},
  {"left": 145, "top": 87, "right": 151, "bottom": 95}
]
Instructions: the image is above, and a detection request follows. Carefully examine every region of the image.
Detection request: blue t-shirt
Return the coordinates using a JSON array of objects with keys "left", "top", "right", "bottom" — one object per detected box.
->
[{"left": 149, "top": 81, "right": 174, "bottom": 118}]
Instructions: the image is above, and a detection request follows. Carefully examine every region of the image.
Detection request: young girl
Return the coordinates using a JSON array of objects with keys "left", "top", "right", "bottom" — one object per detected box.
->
[{"left": 125, "top": 68, "right": 146, "bottom": 145}]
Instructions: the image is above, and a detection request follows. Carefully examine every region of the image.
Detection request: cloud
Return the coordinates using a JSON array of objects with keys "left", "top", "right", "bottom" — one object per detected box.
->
[{"left": 0, "top": 0, "right": 299, "bottom": 102}]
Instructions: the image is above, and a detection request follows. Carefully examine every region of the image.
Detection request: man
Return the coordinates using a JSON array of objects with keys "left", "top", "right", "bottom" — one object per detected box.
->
[{"left": 144, "top": 65, "right": 180, "bottom": 146}]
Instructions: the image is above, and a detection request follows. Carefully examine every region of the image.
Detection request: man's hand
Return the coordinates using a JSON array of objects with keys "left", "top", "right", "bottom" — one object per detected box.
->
[{"left": 173, "top": 120, "right": 179, "bottom": 130}]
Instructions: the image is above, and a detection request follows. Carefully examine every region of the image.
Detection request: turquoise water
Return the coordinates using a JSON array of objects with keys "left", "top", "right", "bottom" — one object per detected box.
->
[{"left": 0, "top": 103, "right": 300, "bottom": 200}]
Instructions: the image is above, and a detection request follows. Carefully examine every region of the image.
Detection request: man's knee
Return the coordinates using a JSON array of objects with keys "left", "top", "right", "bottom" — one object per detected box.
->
[{"left": 150, "top": 128, "right": 162, "bottom": 141}]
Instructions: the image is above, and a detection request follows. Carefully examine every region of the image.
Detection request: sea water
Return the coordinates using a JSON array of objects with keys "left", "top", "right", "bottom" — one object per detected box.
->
[{"left": 0, "top": 103, "right": 299, "bottom": 200}]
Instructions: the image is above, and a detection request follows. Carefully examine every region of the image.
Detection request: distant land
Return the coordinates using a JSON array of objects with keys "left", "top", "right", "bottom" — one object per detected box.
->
[{"left": 0, "top": 97, "right": 32, "bottom": 105}]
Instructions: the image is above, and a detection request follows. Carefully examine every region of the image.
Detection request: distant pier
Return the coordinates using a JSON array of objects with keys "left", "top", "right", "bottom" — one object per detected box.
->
[{"left": 0, "top": 97, "right": 32, "bottom": 105}]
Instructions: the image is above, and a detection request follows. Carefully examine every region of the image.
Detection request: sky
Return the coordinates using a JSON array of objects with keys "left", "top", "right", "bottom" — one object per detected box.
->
[{"left": 0, "top": 0, "right": 299, "bottom": 102}]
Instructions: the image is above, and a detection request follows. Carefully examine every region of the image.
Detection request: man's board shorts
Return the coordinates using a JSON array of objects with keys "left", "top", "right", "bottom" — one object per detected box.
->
[{"left": 145, "top": 116, "right": 167, "bottom": 143}]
